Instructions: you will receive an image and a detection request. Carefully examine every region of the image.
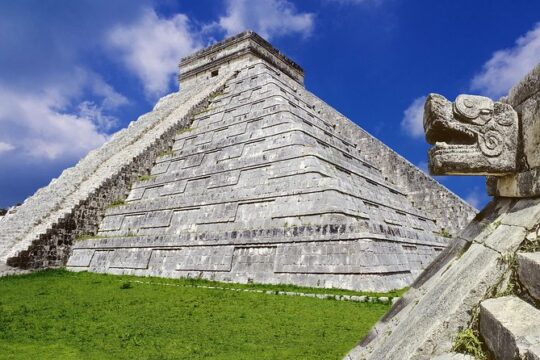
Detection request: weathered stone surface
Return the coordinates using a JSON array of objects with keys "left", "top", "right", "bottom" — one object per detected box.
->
[
  {"left": 500, "top": 197, "right": 540, "bottom": 229},
  {"left": 480, "top": 296, "right": 540, "bottom": 360},
  {"left": 180, "top": 31, "right": 304, "bottom": 88},
  {"left": 423, "top": 93, "right": 518, "bottom": 176},
  {"left": 328, "top": 95, "right": 475, "bottom": 232},
  {"left": 347, "top": 235, "right": 520, "bottom": 359},
  {"left": 508, "top": 63, "right": 540, "bottom": 107},
  {"left": 527, "top": 345, "right": 540, "bottom": 360},
  {"left": 517, "top": 252, "right": 540, "bottom": 301},
  {"left": 0, "top": 263, "right": 30, "bottom": 277},
  {"left": 66, "top": 249, "right": 94, "bottom": 268},
  {"left": 487, "top": 63, "right": 540, "bottom": 197},
  {"left": 509, "top": 63, "right": 540, "bottom": 166},
  {"left": 490, "top": 166, "right": 540, "bottom": 198}
]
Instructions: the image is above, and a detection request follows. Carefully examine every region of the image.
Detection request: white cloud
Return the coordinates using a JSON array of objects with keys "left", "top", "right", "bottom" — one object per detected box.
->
[
  {"left": 108, "top": 9, "right": 201, "bottom": 97},
  {"left": 0, "top": 142, "right": 15, "bottom": 154},
  {"left": 471, "top": 23, "right": 540, "bottom": 98},
  {"left": 77, "top": 101, "right": 118, "bottom": 132},
  {"left": 106, "top": 3, "right": 314, "bottom": 97},
  {"left": 464, "top": 187, "right": 490, "bottom": 209},
  {"left": 217, "top": 0, "right": 315, "bottom": 40},
  {"left": 0, "top": 69, "right": 126, "bottom": 161},
  {"left": 401, "top": 96, "right": 426, "bottom": 138},
  {"left": 89, "top": 75, "right": 129, "bottom": 110},
  {"left": 0, "top": 86, "right": 111, "bottom": 160}
]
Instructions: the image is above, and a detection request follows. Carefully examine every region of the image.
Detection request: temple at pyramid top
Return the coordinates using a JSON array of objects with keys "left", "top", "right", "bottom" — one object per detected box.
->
[
  {"left": 179, "top": 31, "right": 304, "bottom": 88},
  {"left": 0, "top": 31, "right": 476, "bottom": 291}
]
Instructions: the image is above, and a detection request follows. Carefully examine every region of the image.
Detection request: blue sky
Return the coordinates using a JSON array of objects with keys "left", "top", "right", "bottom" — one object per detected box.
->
[{"left": 0, "top": 0, "right": 539, "bottom": 209}]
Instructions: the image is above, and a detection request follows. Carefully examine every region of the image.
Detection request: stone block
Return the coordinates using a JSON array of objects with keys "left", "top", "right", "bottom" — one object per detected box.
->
[
  {"left": 527, "top": 345, "right": 540, "bottom": 360},
  {"left": 479, "top": 296, "right": 540, "bottom": 360},
  {"left": 349, "top": 242, "right": 508, "bottom": 359},
  {"left": 88, "top": 250, "right": 114, "bottom": 272},
  {"left": 517, "top": 252, "right": 540, "bottom": 301},
  {"left": 500, "top": 198, "right": 540, "bottom": 229},
  {"left": 174, "top": 246, "right": 234, "bottom": 272},
  {"left": 475, "top": 224, "right": 526, "bottom": 253},
  {"left": 66, "top": 249, "right": 94, "bottom": 268},
  {"left": 109, "top": 249, "right": 153, "bottom": 269}
]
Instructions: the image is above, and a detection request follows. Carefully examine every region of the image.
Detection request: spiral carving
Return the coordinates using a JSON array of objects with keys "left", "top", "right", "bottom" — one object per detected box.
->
[
  {"left": 479, "top": 130, "right": 503, "bottom": 157},
  {"left": 496, "top": 111, "right": 515, "bottom": 126}
]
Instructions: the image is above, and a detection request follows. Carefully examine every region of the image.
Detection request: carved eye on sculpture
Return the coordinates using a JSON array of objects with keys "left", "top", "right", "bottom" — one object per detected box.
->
[{"left": 454, "top": 95, "right": 494, "bottom": 122}]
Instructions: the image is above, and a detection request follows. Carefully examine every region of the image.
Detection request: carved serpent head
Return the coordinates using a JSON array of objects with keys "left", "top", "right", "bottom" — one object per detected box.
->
[{"left": 423, "top": 94, "right": 518, "bottom": 176}]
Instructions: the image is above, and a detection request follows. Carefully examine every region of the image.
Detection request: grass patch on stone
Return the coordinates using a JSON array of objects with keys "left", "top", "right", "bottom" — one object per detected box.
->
[
  {"left": 157, "top": 149, "right": 174, "bottom": 158},
  {"left": 0, "top": 269, "right": 393, "bottom": 360},
  {"left": 74, "top": 234, "right": 106, "bottom": 241},
  {"left": 75, "top": 233, "right": 137, "bottom": 241},
  {"left": 452, "top": 328, "right": 487, "bottom": 360},
  {"left": 107, "top": 200, "right": 126, "bottom": 208},
  {"left": 208, "top": 90, "right": 225, "bottom": 100},
  {"left": 176, "top": 126, "right": 195, "bottom": 135},
  {"left": 436, "top": 228, "right": 452, "bottom": 238},
  {"left": 521, "top": 237, "right": 540, "bottom": 252},
  {"left": 193, "top": 106, "right": 210, "bottom": 116},
  {"left": 137, "top": 174, "right": 155, "bottom": 182}
]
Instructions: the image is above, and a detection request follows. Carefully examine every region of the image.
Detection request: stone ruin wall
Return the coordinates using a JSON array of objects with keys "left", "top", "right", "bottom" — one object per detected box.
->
[
  {"left": 302, "top": 91, "right": 476, "bottom": 234},
  {"left": 358, "top": 136, "right": 476, "bottom": 233}
]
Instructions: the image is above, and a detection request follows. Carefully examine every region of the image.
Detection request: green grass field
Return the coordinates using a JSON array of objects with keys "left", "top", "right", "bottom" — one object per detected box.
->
[{"left": 0, "top": 270, "right": 394, "bottom": 360}]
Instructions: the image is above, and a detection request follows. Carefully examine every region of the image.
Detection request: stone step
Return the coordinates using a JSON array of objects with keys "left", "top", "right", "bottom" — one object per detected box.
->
[
  {"left": 518, "top": 252, "right": 540, "bottom": 302},
  {"left": 479, "top": 295, "right": 540, "bottom": 360}
]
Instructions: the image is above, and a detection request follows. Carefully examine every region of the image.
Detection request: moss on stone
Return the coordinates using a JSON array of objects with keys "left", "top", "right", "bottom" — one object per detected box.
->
[
  {"left": 176, "top": 126, "right": 195, "bottom": 134},
  {"left": 107, "top": 200, "right": 126, "bottom": 208},
  {"left": 157, "top": 149, "right": 174, "bottom": 158},
  {"left": 452, "top": 328, "right": 487, "bottom": 360},
  {"left": 137, "top": 174, "right": 155, "bottom": 182}
]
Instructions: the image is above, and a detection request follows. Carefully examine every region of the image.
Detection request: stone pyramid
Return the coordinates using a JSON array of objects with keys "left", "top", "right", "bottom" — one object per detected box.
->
[{"left": 0, "top": 32, "right": 475, "bottom": 291}]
